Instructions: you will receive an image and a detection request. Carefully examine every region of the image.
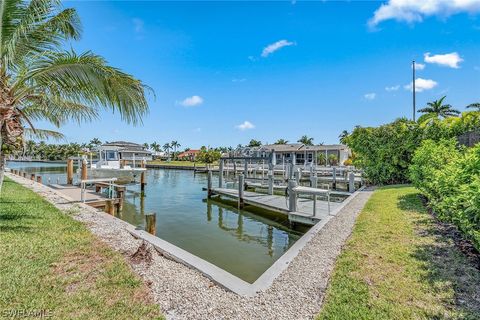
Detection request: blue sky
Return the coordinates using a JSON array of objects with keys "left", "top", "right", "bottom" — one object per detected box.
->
[{"left": 45, "top": 0, "right": 480, "bottom": 148}]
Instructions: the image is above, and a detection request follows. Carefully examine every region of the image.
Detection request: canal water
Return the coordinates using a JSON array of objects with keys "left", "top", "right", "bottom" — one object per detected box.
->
[{"left": 7, "top": 161, "right": 307, "bottom": 283}]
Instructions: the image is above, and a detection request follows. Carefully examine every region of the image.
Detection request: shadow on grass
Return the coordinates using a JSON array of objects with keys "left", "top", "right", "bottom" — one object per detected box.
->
[{"left": 397, "top": 193, "right": 480, "bottom": 318}]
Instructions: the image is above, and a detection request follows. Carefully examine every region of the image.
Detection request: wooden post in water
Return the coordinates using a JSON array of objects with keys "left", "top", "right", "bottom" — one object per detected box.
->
[
  {"left": 268, "top": 172, "right": 274, "bottom": 195},
  {"left": 332, "top": 167, "right": 337, "bottom": 190},
  {"left": 105, "top": 199, "right": 114, "bottom": 215},
  {"left": 145, "top": 213, "right": 156, "bottom": 235},
  {"left": 22, "top": 172, "right": 26, "bottom": 178},
  {"left": 30, "top": 173, "right": 35, "bottom": 181},
  {"left": 207, "top": 170, "right": 212, "bottom": 198},
  {"left": 349, "top": 172, "right": 355, "bottom": 193},
  {"left": 67, "top": 159, "right": 74, "bottom": 185},
  {"left": 288, "top": 178, "right": 297, "bottom": 212},
  {"left": 140, "top": 160, "right": 146, "bottom": 194},
  {"left": 81, "top": 160, "right": 87, "bottom": 180},
  {"left": 219, "top": 159, "right": 224, "bottom": 188},
  {"left": 238, "top": 174, "right": 245, "bottom": 209},
  {"left": 36, "top": 176, "right": 42, "bottom": 184}
]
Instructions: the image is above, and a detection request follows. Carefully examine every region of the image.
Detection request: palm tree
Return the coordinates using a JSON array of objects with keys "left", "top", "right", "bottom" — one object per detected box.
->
[
  {"left": 417, "top": 96, "right": 460, "bottom": 124},
  {"left": 143, "top": 142, "right": 150, "bottom": 150},
  {"left": 90, "top": 138, "right": 102, "bottom": 146},
  {"left": 466, "top": 102, "right": 480, "bottom": 111},
  {"left": 298, "top": 135, "right": 314, "bottom": 146},
  {"left": 248, "top": 139, "right": 261, "bottom": 147},
  {"left": 274, "top": 139, "right": 288, "bottom": 144},
  {"left": 150, "top": 142, "right": 160, "bottom": 152},
  {"left": 163, "top": 143, "right": 171, "bottom": 159},
  {"left": 171, "top": 140, "right": 180, "bottom": 154},
  {"left": 339, "top": 130, "right": 349, "bottom": 144},
  {"left": 0, "top": 0, "right": 149, "bottom": 191}
]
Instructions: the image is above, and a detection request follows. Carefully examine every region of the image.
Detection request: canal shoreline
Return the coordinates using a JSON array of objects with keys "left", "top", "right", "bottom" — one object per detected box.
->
[{"left": 5, "top": 171, "right": 373, "bottom": 319}]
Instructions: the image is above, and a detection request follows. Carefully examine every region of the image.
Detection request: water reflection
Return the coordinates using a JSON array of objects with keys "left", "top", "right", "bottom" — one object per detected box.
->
[{"left": 7, "top": 161, "right": 308, "bottom": 283}]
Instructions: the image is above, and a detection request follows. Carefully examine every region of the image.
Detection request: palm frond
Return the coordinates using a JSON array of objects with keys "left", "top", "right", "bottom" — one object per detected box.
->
[
  {"left": 23, "top": 50, "right": 149, "bottom": 125},
  {"left": 23, "top": 127, "right": 65, "bottom": 141}
]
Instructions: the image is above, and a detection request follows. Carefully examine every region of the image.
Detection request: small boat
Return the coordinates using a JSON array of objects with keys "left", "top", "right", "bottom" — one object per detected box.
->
[{"left": 79, "top": 142, "right": 152, "bottom": 184}]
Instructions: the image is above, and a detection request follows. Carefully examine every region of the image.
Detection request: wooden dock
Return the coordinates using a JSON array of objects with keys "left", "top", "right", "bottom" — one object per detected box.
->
[
  {"left": 209, "top": 187, "right": 342, "bottom": 225},
  {"left": 49, "top": 184, "right": 122, "bottom": 212}
]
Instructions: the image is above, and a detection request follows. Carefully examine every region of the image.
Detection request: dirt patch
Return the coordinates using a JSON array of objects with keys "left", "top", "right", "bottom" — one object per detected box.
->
[{"left": 130, "top": 241, "right": 153, "bottom": 265}]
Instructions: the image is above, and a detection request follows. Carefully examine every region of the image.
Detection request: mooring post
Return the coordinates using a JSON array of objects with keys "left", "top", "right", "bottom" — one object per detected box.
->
[
  {"left": 207, "top": 169, "right": 213, "bottom": 198},
  {"left": 311, "top": 172, "right": 318, "bottom": 188},
  {"left": 36, "top": 176, "right": 42, "bottom": 184},
  {"left": 81, "top": 160, "right": 87, "bottom": 180},
  {"left": 22, "top": 172, "right": 26, "bottom": 178},
  {"left": 294, "top": 169, "right": 301, "bottom": 185},
  {"left": 288, "top": 178, "right": 297, "bottom": 212},
  {"left": 219, "top": 159, "right": 224, "bottom": 188},
  {"left": 105, "top": 199, "right": 114, "bottom": 215},
  {"left": 332, "top": 167, "right": 337, "bottom": 190},
  {"left": 30, "top": 173, "right": 35, "bottom": 181},
  {"left": 349, "top": 172, "right": 355, "bottom": 193},
  {"left": 67, "top": 159, "right": 73, "bottom": 185},
  {"left": 145, "top": 213, "right": 156, "bottom": 235},
  {"left": 140, "top": 160, "right": 146, "bottom": 195},
  {"left": 268, "top": 172, "right": 274, "bottom": 195},
  {"left": 238, "top": 174, "right": 245, "bottom": 208}
]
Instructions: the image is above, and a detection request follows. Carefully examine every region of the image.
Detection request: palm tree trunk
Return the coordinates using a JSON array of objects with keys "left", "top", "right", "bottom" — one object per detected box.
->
[{"left": 0, "top": 133, "right": 5, "bottom": 195}]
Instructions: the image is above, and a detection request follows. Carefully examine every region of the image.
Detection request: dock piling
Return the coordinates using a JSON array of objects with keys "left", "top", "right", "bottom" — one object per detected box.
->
[
  {"left": 207, "top": 170, "right": 213, "bottom": 198},
  {"left": 288, "top": 179, "right": 297, "bottom": 212},
  {"left": 81, "top": 160, "right": 87, "bottom": 180},
  {"left": 219, "top": 159, "right": 224, "bottom": 188},
  {"left": 36, "top": 176, "right": 42, "bottom": 184},
  {"left": 238, "top": 174, "right": 245, "bottom": 208},
  {"left": 105, "top": 199, "right": 114, "bottom": 215},
  {"left": 67, "top": 159, "right": 73, "bottom": 185},
  {"left": 268, "top": 172, "right": 274, "bottom": 195},
  {"left": 145, "top": 213, "right": 156, "bottom": 235},
  {"left": 30, "top": 173, "right": 35, "bottom": 181},
  {"left": 348, "top": 172, "right": 355, "bottom": 193},
  {"left": 332, "top": 167, "right": 337, "bottom": 189},
  {"left": 140, "top": 160, "right": 146, "bottom": 194}
]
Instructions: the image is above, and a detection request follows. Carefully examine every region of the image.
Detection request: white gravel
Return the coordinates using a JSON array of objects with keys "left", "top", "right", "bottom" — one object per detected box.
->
[{"left": 6, "top": 173, "right": 373, "bottom": 320}]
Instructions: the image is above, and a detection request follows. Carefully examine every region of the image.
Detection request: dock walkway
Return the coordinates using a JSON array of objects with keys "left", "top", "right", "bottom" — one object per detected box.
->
[
  {"left": 49, "top": 184, "right": 121, "bottom": 210},
  {"left": 210, "top": 187, "right": 342, "bottom": 225}
]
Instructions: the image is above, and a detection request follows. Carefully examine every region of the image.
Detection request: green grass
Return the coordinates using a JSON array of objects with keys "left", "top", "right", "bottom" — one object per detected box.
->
[
  {"left": 0, "top": 178, "right": 163, "bottom": 320},
  {"left": 318, "top": 185, "right": 480, "bottom": 320}
]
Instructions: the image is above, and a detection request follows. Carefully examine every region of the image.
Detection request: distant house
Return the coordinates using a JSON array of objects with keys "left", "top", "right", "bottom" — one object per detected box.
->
[
  {"left": 177, "top": 150, "right": 200, "bottom": 161},
  {"left": 235, "top": 143, "right": 351, "bottom": 166},
  {"left": 99, "top": 141, "right": 152, "bottom": 161}
]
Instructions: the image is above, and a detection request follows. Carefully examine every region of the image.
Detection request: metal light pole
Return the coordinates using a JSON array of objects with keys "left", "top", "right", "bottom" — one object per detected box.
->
[{"left": 412, "top": 60, "right": 416, "bottom": 122}]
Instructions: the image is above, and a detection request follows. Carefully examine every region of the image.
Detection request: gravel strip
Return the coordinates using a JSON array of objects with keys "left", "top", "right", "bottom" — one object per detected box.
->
[{"left": 6, "top": 173, "right": 373, "bottom": 320}]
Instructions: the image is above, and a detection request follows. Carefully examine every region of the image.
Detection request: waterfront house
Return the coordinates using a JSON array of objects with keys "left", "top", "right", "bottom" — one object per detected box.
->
[
  {"left": 177, "top": 149, "right": 200, "bottom": 161},
  {"left": 235, "top": 143, "right": 350, "bottom": 166},
  {"left": 99, "top": 141, "right": 153, "bottom": 162}
]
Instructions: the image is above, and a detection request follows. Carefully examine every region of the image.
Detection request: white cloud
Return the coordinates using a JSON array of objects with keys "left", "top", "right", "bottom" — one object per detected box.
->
[
  {"left": 414, "top": 62, "right": 425, "bottom": 70},
  {"left": 236, "top": 121, "right": 255, "bottom": 131},
  {"left": 404, "top": 78, "right": 438, "bottom": 92},
  {"left": 385, "top": 85, "right": 400, "bottom": 92},
  {"left": 369, "top": 0, "right": 480, "bottom": 27},
  {"left": 178, "top": 95, "right": 203, "bottom": 107},
  {"left": 424, "top": 52, "right": 463, "bottom": 68},
  {"left": 261, "top": 40, "right": 295, "bottom": 57},
  {"left": 364, "top": 93, "right": 376, "bottom": 100},
  {"left": 132, "top": 18, "right": 144, "bottom": 33}
]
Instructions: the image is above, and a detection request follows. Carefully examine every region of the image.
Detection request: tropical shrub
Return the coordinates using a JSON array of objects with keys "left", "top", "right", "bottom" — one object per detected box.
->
[{"left": 410, "top": 140, "right": 480, "bottom": 250}]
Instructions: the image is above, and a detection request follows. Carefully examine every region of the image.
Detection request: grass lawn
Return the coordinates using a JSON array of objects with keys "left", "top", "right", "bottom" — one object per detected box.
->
[
  {"left": 318, "top": 185, "right": 480, "bottom": 320},
  {"left": 0, "top": 178, "right": 163, "bottom": 320}
]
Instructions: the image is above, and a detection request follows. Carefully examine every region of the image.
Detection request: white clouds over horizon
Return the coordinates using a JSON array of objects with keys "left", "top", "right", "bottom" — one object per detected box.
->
[
  {"left": 261, "top": 40, "right": 295, "bottom": 57},
  {"left": 424, "top": 52, "right": 463, "bottom": 68},
  {"left": 236, "top": 121, "right": 255, "bottom": 130},
  {"left": 404, "top": 78, "right": 438, "bottom": 92},
  {"left": 385, "top": 85, "right": 400, "bottom": 92},
  {"left": 178, "top": 95, "right": 204, "bottom": 107},
  {"left": 364, "top": 93, "right": 376, "bottom": 100},
  {"left": 414, "top": 62, "right": 425, "bottom": 70},
  {"left": 369, "top": 0, "right": 480, "bottom": 27}
]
